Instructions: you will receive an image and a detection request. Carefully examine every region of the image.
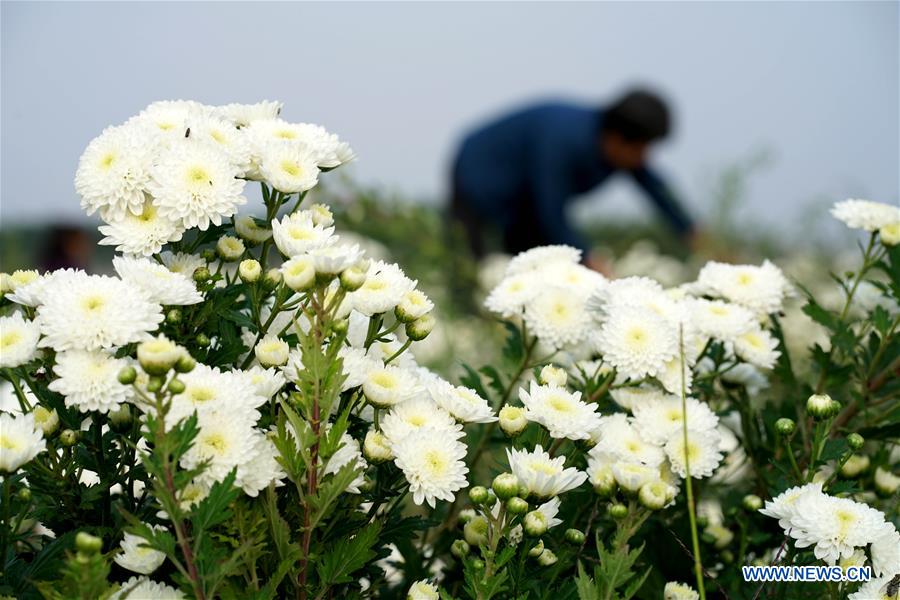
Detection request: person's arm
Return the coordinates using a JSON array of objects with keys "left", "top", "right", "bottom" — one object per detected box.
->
[{"left": 630, "top": 166, "right": 695, "bottom": 237}]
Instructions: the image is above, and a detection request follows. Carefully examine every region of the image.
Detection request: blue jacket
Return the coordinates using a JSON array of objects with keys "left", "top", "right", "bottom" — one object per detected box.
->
[{"left": 453, "top": 102, "right": 694, "bottom": 252}]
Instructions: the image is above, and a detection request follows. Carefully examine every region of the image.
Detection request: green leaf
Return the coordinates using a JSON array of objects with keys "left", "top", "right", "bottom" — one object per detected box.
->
[
  {"left": 315, "top": 521, "right": 382, "bottom": 586},
  {"left": 308, "top": 462, "right": 360, "bottom": 529},
  {"left": 574, "top": 562, "right": 599, "bottom": 600},
  {"left": 192, "top": 469, "right": 240, "bottom": 532}
]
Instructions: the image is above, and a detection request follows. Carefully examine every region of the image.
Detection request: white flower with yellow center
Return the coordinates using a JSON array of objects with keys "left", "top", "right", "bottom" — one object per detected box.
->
[
  {"left": 590, "top": 414, "right": 665, "bottom": 467},
  {"left": 49, "top": 350, "right": 135, "bottom": 413},
  {"left": 694, "top": 260, "right": 792, "bottom": 315},
  {"left": 428, "top": 380, "right": 496, "bottom": 424},
  {"left": 871, "top": 523, "right": 900, "bottom": 577},
  {"left": 393, "top": 428, "right": 468, "bottom": 507},
  {"left": 396, "top": 289, "right": 434, "bottom": 322},
  {"left": 588, "top": 276, "right": 665, "bottom": 316},
  {"left": 519, "top": 381, "right": 601, "bottom": 441},
  {"left": 608, "top": 385, "right": 668, "bottom": 412},
  {"left": 789, "top": 491, "right": 889, "bottom": 564},
  {"left": 631, "top": 395, "right": 718, "bottom": 445},
  {"left": 149, "top": 139, "right": 247, "bottom": 230},
  {"left": 113, "top": 256, "right": 202, "bottom": 306},
  {"left": 594, "top": 306, "right": 678, "bottom": 380},
  {"left": 254, "top": 335, "right": 290, "bottom": 367},
  {"left": 656, "top": 355, "right": 695, "bottom": 396},
  {"left": 181, "top": 409, "right": 257, "bottom": 486},
  {"left": 686, "top": 298, "right": 755, "bottom": 344},
  {"left": 110, "top": 575, "right": 186, "bottom": 600},
  {"left": 322, "top": 432, "right": 366, "bottom": 494},
  {"left": 75, "top": 124, "right": 155, "bottom": 221},
  {"left": 506, "top": 445, "right": 587, "bottom": 498},
  {"left": 664, "top": 429, "right": 723, "bottom": 479},
  {"left": 215, "top": 100, "right": 283, "bottom": 127},
  {"left": 524, "top": 285, "right": 591, "bottom": 350},
  {"left": 99, "top": 200, "right": 185, "bottom": 257},
  {"left": 664, "top": 582, "right": 699, "bottom": 600},
  {"left": 544, "top": 262, "right": 607, "bottom": 295},
  {"left": 505, "top": 245, "right": 582, "bottom": 276},
  {"left": 847, "top": 576, "right": 897, "bottom": 600},
  {"left": 160, "top": 251, "right": 206, "bottom": 277},
  {"left": 381, "top": 398, "right": 462, "bottom": 446},
  {"left": 168, "top": 364, "right": 264, "bottom": 425},
  {"left": 611, "top": 461, "right": 659, "bottom": 493},
  {"left": 407, "top": 580, "right": 439, "bottom": 600},
  {"left": 132, "top": 99, "right": 205, "bottom": 138},
  {"left": 308, "top": 242, "right": 364, "bottom": 276},
  {"left": 362, "top": 364, "right": 421, "bottom": 409},
  {"left": 271, "top": 211, "right": 335, "bottom": 258},
  {"left": 259, "top": 142, "right": 320, "bottom": 193},
  {"left": 36, "top": 272, "right": 162, "bottom": 352},
  {"left": 347, "top": 261, "right": 416, "bottom": 316},
  {"left": 243, "top": 366, "right": 286, "bottom": 400},
  {"left": 188, "top": 113, "right": 252, "bottom": 175},
  {"left": 758, "top": 482, "right": 824, "bottom": 531},
  {"left": 0, "top": 312, "right": 40, "bottom": 368},
  {"left": 234, "top": 215, "right": 273, "bottom": 244},
  {"left": 114, "top": 526, "right": 167, "bottom": 574},
  {"left": 733, "top": 326, "right": 780, "bottom": 369},
  {"left": 484, "top": 271, "right": 540, "bottom": 318},
  {"left": 0, "top": 412, "right": 46, "bottom": 473},
  {"left": 237, "top": 432, "right": 285, "bottom": 497},
  {"left": 831, "top": 198, "right": 900, "bottom": 232}
]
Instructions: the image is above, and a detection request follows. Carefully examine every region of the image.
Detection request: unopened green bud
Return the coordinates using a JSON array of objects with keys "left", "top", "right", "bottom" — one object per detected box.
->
[
  {"left": 263, "top": 268, "right": 282, "bottom": 290},
  {"left": 167, "top": 379, "right": 185, "bottom": 395},
  {"left": 75, "top": 531, "right": 102, "bottom": 554},
  {"left": 59, "top": 429, "right": 78, "bottom": 447},
  {"left": 196, "top": 333, "right": 210, "bottom": 348},
  {"left": 117, "top": 366, "right": 137, "bottom": 385},
  {"left": 506, "top": 497, "right": 529, "bottom": 515},
  {"left": 537, "top": 548, "right": 558, "bottom": 566},
  {"left": 340, "top": 262, "right": 369, "bottom": 292},
  {"left": 523, "top": 510, "right": 548, "bottom": 537},
  {"left": 463, "top": 516, "right": 488, "bottom": 547},
  {"left": 165, "top": 308, "right": 183, "bottom": 325},
  {"left": 395, "top": 290, "right": 433, "bottom": 323},
  {"left": 846, "top": 433, "right": 864, "bottom": 451},
  {"left": 174, "top": 353, "right": 196, "bottom": 374},
  {"left": 17, "top": 487, "right": 32, "bottom": 502},
  {"left": 405, "top": 314, "right": 435, "bottom": 341},
  {"left": 358, "top": 477, "right": 375, "bottom": 494},
  {"left": 200, "top": 249, "right": 216, "bottom": 263},
  {"left": 146, "top": 375, "right": 165, "bottom": 393},
  {"left": 109, "top": 405, "right": 132, "bottom": 431},
  {"left": 239, "top": 259, "right": 262, "bottom": 283},
  {"left": 721, "top": 550, "right": 735, "bottom": 564},
  {"left": 492, "top": 473, "right": 519, "bottom": 501},
  {"left": 471, "top": 558, "right": 484, "bottom": 570},
  {"left": 468, "top": 486, "right": 490, "bottom": 505},
  {"left": 565, "top": 528, "right": 585, "bottom": 545},
  {"left": 528, "top": 539, "right": 545, "bottom": 557},
  {"left": 451, "top": 539, "right": 470, "bottom": 559},
  {"left": 638, "top": 481, "right": 669, "bottom": 511},
  {"left": 332, "top": 318, "right": 349, "bottom": 335},
  {"left": 608, "top": 503, "right": 628, "bottom": 520},
  {"left": 591, "top": 467, "right": 617, "bottom": 499},
  {"left": 742, "top": 494, "right": 763, "bottom": 512},
  {"left": 807, "top": 394, "right": 837, "bottom": 420},
  {"left": 775, "top": 418, "right": 796, "bottom": 436},
  {"left": 137, "top": 336, "right": 182, "bottom": 375},
  {"left": 458, "top": 509, "right": 476, "bottom": 524},
  {"left": 193, "top": 266, "right": 211, "bottom": 283}
]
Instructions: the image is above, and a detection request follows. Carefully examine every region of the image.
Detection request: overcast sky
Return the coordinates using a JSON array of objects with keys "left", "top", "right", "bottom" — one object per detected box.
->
[{"left": 2, "top": 1, "right": 898, "bottom": 233}]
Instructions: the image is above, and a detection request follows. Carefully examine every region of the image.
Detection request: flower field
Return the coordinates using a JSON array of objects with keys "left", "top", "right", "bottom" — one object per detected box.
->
[{"left": 0, "top": 100, "right": 898, "bottom": 600}]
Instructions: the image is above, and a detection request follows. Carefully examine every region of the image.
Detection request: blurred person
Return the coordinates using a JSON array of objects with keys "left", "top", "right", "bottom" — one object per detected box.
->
[
  {"left": 39, "top": 225, "right": 92, "bottom": 271},
  {"left": 450, "top": 89, "right": 699, "bottom": 273}
]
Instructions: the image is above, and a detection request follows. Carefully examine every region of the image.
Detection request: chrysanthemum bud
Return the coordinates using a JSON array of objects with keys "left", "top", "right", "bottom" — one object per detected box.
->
[
  {"left": 109, "top": 405, "right": 132, "bottom": 431},
  {"left": 282, "top": 256, "right": 316, "bottom": 292},
  {"left": 492, "top": 473, "right": 519, "bottom": 501},
  {"left": 807, "top": 393, "right": 837, "bottom": 419},
  {"left": 506, "top": 497, "right": 529, "bottom": 515},
  {"left": 339, "top": 262, "right": 368, "bottom": 292},
  {"left": 591, "top": 466, "right": 617, "bottom": 498},
  {"left": 608, "top": 503, "right": 628, "bottom": 520},
  {"left": 59, "top": 429, "right": 78, "bottom": 447},
  {"left": 137, "top": 336, "right": 183, "bottom": 375},
  {"left": 458, "top": 509, "right": 476, "bottom": 524},
  {"left": 33, "top": 406, "right": 59, "bottom": 436},
  {"left": 742, "top": 494, "right": 763, "bottom": 512},
  {"left": 528, "top": 539, "right": 545, "bottom": 557},
  {"left": 174, "top": 353, "right": 196, "bottom": 374},
  {"left": 358, "top": 476, "right": 375, "bottom": 494},
  {"left": 405, "top": 314, "right": 435, "bottom": 341},
  {"left": 468, "top": 486, "right": 490, "bottom": 505},
  {"left": 539, "top": 365, "right": 567, "bottom": 387},
  {"left": 192, "top": 267, "right": 211, "bottom": 283},
  {"left": 471, "top": 559, "right": 484, "bottom": 570},
  {"left": 880, "top": 222, "right": 900, "bottom": 246},
  {"left": 463, "top": 516, "right": 488, "bottom": 546},
  {"left": 395, "top": 290, "right": 433, "bottom": 323},
  {"left": 165, "top": 308, "right": 183, "bottom": 325},
  {"left": 874, "top": 466, "right": 900, "bottom": 497},
  {"left": 498, "top": 405, "right": 527, "bottom": 437},
  {"left": 167, "top": 378, "right": 186, "bottom": 395},
  {"left": 196, "top": 333, "right": 210, "bottom": 348},
  {"left": 451, "top": 539, "right": 470, "bottom": 559},
  {"left": 523, "top": 510, "right": 548, "bottom": 537},
  {"left": 721, "top": 550, "right": 735, "bottom": 564},
  {"left": 846, "top": 433, "right": 864, "bottom": 451},
  {"left": 75, "top": 532, "right": 102, "bottom": 554},
  {"left": 536, "top": 548, "right": 558, "bottom": 567},
  {"left": 363, "top": 430, "right": 393, "bottom": 463},
  {"left": 706, "top": 524, "right": 734, "bottom": 549},
  {"left": 239, "top": 259, "right": 262, "bottom": 283},
  {"left": 254, "top": 335, "right": 290, "bottom": 367},
  {"left": 565, "top": 528, "right": 585, "bottom": 545},
  {"left": 308, "top": 203, "right": 334, "bottom": 227},
  {"left": 0, "top": 273, "right": 10, "bottom": 294},
  {"left": 216, "top": 235, "right": 245, "bottom": 261},
  {"left": 234, "top": 215, "right": 273, "bottom": 245},
  {"left": 263, "top": 268, "right": 282, "bottom": 290},
  {"left": 775, "top": 417, "right": 796, "bottom": 436},
  {"left": 146, "top": 375, "right": 165, "bottom": 393},
  {"left": 200, "top": 249, "right": 216, "bottom": 263},
  {"left": 840, "top": 454, "right": 869, "bottom": 478},
  {"left": 332, "top": 319, "right": 349, "bottom": 335},
  {"left": 638, "top": 481, "right": 669, "bottom": 511},
  {"left": 16, "top": 487, "right": 31, "bottom": 503}
]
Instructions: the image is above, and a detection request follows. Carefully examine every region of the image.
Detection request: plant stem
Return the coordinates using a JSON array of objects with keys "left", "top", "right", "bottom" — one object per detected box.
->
[{"left": 679, "top": 327, "right": 706, "bottom": 600}]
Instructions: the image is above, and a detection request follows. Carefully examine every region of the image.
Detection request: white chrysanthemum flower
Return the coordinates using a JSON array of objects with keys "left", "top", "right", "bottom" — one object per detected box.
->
[
  {"left": 0, "top": 312, "right": 41, "bottom": 368},
  {"left": 871, "top": 523, "right": 899, "bottom": 577},
  {"left": 99, "top": 200, "right": 185, "bottom": 257},
  {"left": 733, "top": 326, "right": 780, "bottom": 369},
  {"left": 244, "top": 366, "right": 286, "bottom": 400},
  {"left": 114, "top": 526, "right": 167, "bottom": 574},
  {"left": 484, "top": 271, "right": 540, "bottom": 317},
  {"left": 111, "top": 575, "right": 185, "bottom": 600},
  {"left": 0, "top": 411, "right": 46, "bottom": 473},
  {"left": 590, "top": 414, "right": 665, "bottom": 467},
  {"left": 831, "top": 198, "right": 900, "bottom": 232},
  {"left": 656, "top": 356, "right": 695, "bottom": 396},
  {"left": 694, "top": 260, "right": 792, "bottom": 315},
  {"left": 759, "top": 482, "right": 824, "bottom": 531},
  {"left": 505, "top": 245, "right": 582, "bottom": 276},
  {"left": 3, "top": 269, "right": 40, "bottom": 294},
  {"left": 544, "top": 262, "right": 607, "bottom": 295},
  {"left": 237, "top": 432, "right": 285, "bottom": 497},
  {"left": 407, "top": 580, "right": 439, "bottom": 600},
  {"left": 381, "top": 398, "right": 462, "bottom": 446},
  {"left": 254, "top": 335, "right": 290, "bottom": 367},
  {"left": 36, "top": 272, "right": 162, "bottom": 352},
  {"left": 4, "top": 270, "right": 57, "bottom": 307},
  {"left": 664, "top": 582, "right": 699, "bottom": 600},
  {"left": 308, "top": 242, "right": 364, "bottom": 276},
  {"left": 234, "top": 215, "right": 273, "bottom": 245},
  {"left": 535, "top": 496, "right": 563, "bottom": 530},
  {"left": 132, "top": 99, "right": 205, "bottom": 138},
  {"left": 664, "top": 429, "right": 723, "bottom": 479},
  {"left": 336, "top": 346, "right": 380, "bottom": 391},
  {"left": 790, "top": 492, "right": 889, "bottom": 564},
  {"left": 847, "top": 576, "right": 896, "bottom": 600},
  {"left": 48, "top": 350, "right": 134, "bottom": 413},
  {"left": 519, "top": 381, "right": 601, "bottom": 441},
  {"left": 187, "top": 113, "right": 252, "bottom": 174},
  {"left": 113, "top": 256, "right": 202, "bottom": 306},
  {"left": 524, "top": 285, "right": 591, "bottom": 349},
  {"left": 506, "top": 445, "right": 587, "bottom": 498},
  {"left": 168, "top": 364, "right": 264, "bottom": 424},
  {"left": 608, "top": 385, "right": 668, "bottom": 412},
  {"left": 588, "top": 276, "right": 664, "bottom": 316},
  {"left": 159, "top": 251, "right": 206, "bottom": 277},
  {"left": 396, "top": 289, "right": 434, "bottom": 322},
  {"left": 215, "top": 100, "right": 283, "bottom": 127},
  {"left": 322, "top": 432, "right": 366, "bottom": 494},
  {"left": 149, "top": 139, "right": 247, "bottom": 230},
  {"left": 611, "top": 461, "right": 659, "bottom": 493},
  {"left": 393, "top": 427, "right": 468, "bottom": 507},
  {"left": 686, "top": 298, "right": 755, "bottom": 343},
  {"left": 75, "top": 125, "right": 155, "bottom": 221},
  {"left": 259, "top": 142, "right": 320, "bottom": 193},
  {"left": 362, "top": 364, "right": 421, "bottom": 409},
  {"left": 594, "top": 306, "right": 678, "bottom": 380},
  {"left": 428, "top": 380, "right": 496, "bottom": 424},
  {"left": 347, "top": 261, "right": 416, "bottom": 316},
  {"left": 271, "top": 211, "right": 335, "bottom": 257},
  {"left": 181, "top": 409, "right": 257, "bottom": 486},
  {"left": 631, "top": 395, "right": 718, "bottom": 445}
]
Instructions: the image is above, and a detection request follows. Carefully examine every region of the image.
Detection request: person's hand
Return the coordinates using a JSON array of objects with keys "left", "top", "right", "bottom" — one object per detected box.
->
[{"left": 585, "top": 251, "right": 614, "bottom": 278}]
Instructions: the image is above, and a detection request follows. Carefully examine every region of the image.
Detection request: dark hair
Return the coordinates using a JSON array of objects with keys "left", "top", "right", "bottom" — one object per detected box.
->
[{"left": 601, "top": 89, "right": 671, "bottom": 142}]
